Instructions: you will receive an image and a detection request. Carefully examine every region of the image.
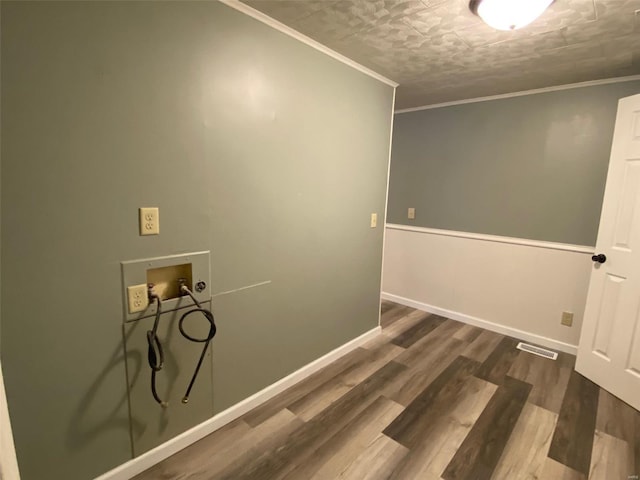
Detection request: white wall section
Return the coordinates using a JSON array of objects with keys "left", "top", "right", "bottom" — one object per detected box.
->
[{"left": 382, "top": 226, "right": 593, "bottom": 352}]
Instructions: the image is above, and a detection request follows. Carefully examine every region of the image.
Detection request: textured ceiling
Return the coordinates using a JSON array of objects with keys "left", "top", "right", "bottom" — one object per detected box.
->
[{"left": 242, "top": 0, "right": 640, "bottom": 108}]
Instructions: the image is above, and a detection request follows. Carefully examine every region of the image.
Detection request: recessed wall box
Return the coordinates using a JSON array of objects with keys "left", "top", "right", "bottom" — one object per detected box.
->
[{"left": 121, "top": 251, "right": 211, "bottom": 322}]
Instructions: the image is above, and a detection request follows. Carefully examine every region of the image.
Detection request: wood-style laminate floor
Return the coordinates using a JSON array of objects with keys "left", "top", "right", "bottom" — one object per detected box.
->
[{"left": 135, "top": 301, "right": 640, "bottom": 480}]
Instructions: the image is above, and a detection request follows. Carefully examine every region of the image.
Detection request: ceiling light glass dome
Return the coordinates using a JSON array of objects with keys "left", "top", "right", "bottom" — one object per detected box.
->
[{"left": 470, "top": 0, "right": 554, "bottom": 31}]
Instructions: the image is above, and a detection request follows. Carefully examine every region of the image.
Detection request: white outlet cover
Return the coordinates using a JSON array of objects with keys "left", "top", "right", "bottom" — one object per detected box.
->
[
  {"left": 139, "top": 207, "right": 159, "bottom": 235},
  {"left": 371, "top": 213, "right": 377, "bottom": 228},
  {"left": 127, "top": 283, "right": 149, "bottom": 313}
]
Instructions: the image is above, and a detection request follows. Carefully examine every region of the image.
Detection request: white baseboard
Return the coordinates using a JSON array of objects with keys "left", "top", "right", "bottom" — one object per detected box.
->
[
  {"left": 95, "top": 326, "right": 381, "bottom": 480},
  {"left": 381, "top": 292, "right": 578, "bottom": 355}
]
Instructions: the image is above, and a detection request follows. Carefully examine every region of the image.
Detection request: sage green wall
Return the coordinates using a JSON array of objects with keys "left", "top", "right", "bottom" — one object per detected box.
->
[
  {"left": 388, "top": 81, "right": 640, "bottom": 246},
  {"left": 0, "top": 2, "right": 393, "bottom": 479}
]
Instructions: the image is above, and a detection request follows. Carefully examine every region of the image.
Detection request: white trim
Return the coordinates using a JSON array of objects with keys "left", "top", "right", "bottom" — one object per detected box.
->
[
  {"left": 94, "top": 326, "right": 381, "bottom": 480},
  {"left": 381, "top": 292, "right": 578, "bottom": 355},
  {"left": 378, "top": 87, "right": 397, "bottom": 327},
  {"left": 218, "top": 0, "right": 398, "bottom": 88},
  {"left": 395, "top": 75, "right": 640, "bottom": 114},
  {"left": 0, "top": 362, "right": 21, "bottom": 480},
  {"left": 385, "top": 223, "right": 594, "bottom": 254},
  {"left": 516, "top": 342, "right": 558, "bottom": 361}
]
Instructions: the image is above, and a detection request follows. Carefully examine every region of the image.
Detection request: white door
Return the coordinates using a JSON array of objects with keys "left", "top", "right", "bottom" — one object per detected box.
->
[{"left": 576, "top": 93, "right": 640, "bottom": 411}]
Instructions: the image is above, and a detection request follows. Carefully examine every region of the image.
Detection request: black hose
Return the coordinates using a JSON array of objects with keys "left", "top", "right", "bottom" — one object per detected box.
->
[
  {"left": 146, "top": 293, "right": 168, "bottom": 407},
  {"left": 178, "top": 286, "right": 217, "bottom": 404},
  {"left": 145, "top": 285, "right": 217, "bottom": 407}
]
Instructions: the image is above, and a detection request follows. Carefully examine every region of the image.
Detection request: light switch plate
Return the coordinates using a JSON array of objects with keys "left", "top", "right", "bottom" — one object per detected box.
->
[
  {"left": 408, "top": 207, "right": 415, "bottom": 219},
  {"left": 139, "top": 207, "right": 159, "bottom": 235},
  {"left": 371, "top": 213, "right": 377, "bottom": 228}
]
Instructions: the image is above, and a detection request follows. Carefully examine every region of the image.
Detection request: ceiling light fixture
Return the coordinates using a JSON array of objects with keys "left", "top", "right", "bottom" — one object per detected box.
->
[{"left": 469, "top": 0, "right": 554, "bottom": 31}]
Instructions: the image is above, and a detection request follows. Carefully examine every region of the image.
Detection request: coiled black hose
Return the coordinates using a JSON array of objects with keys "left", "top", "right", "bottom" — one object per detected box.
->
[
  {"left": 146, "top": 292, "right": 167, "bottom": 407},
  {"left": 146, "top": 285, "right": 217, "bottom": 407},
  {"left": 178, "top": 285, "right": 217, "bottom": 404}
]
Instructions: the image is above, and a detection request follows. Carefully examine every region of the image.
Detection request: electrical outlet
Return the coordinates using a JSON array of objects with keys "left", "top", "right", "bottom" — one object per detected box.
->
[
  {"left": 408, "top": 207, "right": 415, "bottom": 219},
  {"left": 139, "top": 207, "right": 159, "bottom": 235},
  {"left": 127, "top": 284, "right": 149, "bottom": 313},
  {"left": 561, "top": 311, "right": 574, "bottom": 327},
  {"left": 371, "top": 213, "right": 377, "bottom": 228}
]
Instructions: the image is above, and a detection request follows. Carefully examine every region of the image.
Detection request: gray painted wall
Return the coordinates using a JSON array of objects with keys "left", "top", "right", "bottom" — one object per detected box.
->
[
  {"left": 0, "top": 2, "right": 393, "bottom": 479},
  {"left": 388, "top": 81, "right": 640, "bottom": 246}
]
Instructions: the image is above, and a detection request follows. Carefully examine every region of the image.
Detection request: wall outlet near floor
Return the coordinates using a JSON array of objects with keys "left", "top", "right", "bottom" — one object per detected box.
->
[
  {"left": 370, "top": 213, "right": 377, "bottom": 228},
  {"left": 561, "top": 311, "right": 574, "bottom": 327},
  {"left": 408, "top": 207, "right": 415, "bottom": 219}
]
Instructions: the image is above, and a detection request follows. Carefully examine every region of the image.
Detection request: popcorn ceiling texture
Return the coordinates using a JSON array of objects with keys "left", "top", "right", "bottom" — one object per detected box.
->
[{"left": 243, "top": 0, "right": 640, "bottom": 108}]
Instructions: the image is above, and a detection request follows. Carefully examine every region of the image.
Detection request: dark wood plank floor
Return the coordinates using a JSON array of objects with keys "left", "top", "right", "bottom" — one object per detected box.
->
[{"left": 134, "top": 301, "right": 640, "bottom": 480}]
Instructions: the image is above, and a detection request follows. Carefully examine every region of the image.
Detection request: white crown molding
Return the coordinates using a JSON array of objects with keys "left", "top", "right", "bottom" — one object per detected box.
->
[
  {"left": 385, "top": 223, "right": 594, "bottom": 254},
  {"left": 94, "top": 326, "right": 381, "bottom": 480},
  {"left": 218, "top": 0, "right": 398, "bottom": 88},
  {"left": 395, "top": 74, "right": 640, "bottom": 114},
  {"left": 381, "top": 292, "right": 578, "bottom": 355},
  {"left": 378, "top": 87, "right": 397, "bottom": 327}
]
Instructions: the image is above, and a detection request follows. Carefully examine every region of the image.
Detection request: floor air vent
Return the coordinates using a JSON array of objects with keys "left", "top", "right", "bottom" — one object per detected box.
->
[{"left": 516, "top": 342, "right": 558, "bottom": 360}]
